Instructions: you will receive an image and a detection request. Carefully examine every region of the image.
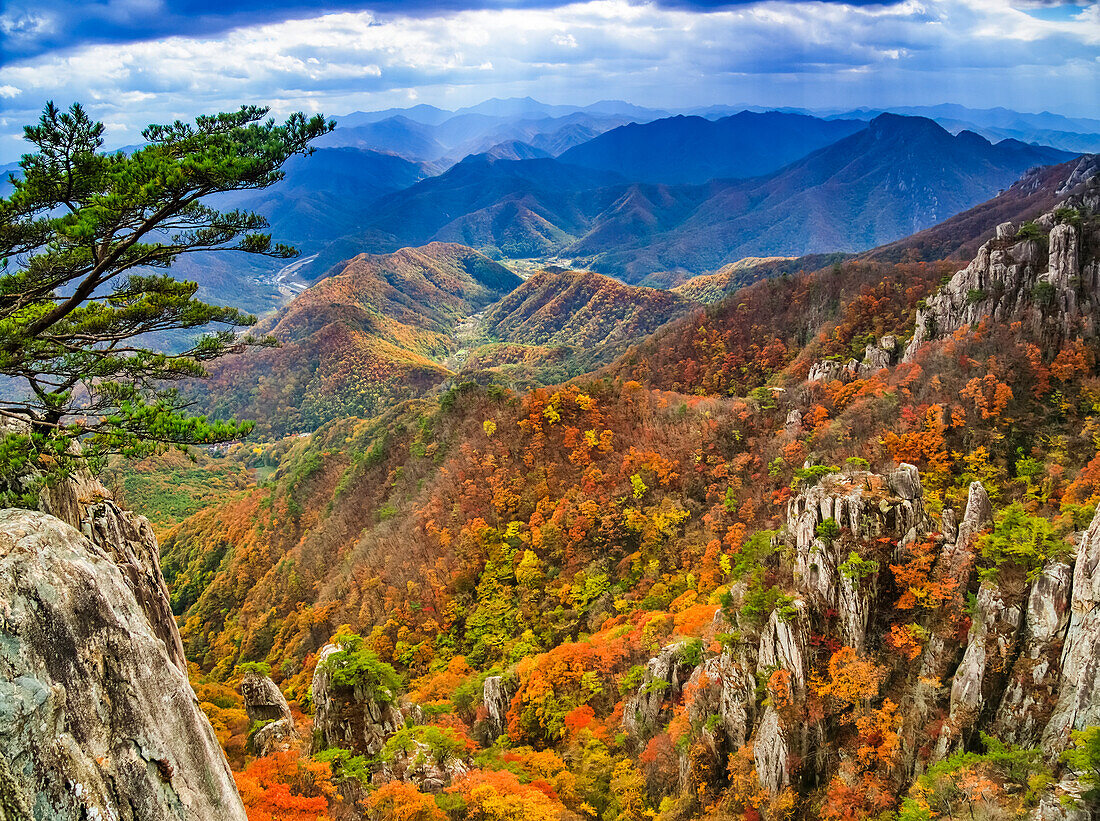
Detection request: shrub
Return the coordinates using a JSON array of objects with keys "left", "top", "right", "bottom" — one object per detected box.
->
[
  {"left": 839, "top": 551, "right": 880, "bottom": 583},
  {"left": 979, "top": 503, "right": 1070, "bottom": 582},
  {"left": 794, "top": 464, "right": 840, "bottom": 487},
  {"left": 816, "top": 517, "right": 842, "bottom": 541},
  {"left": 320, "top": 632, "right": 402, "bottom": 703}
]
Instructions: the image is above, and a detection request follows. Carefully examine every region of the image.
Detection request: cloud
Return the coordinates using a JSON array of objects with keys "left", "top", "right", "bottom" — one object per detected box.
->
[
  {"left": 0, "top": 0, "right": 1097, "bottom": 161},
  {"left": 0, "top": 0, "right": 923, "bottom": 61}
]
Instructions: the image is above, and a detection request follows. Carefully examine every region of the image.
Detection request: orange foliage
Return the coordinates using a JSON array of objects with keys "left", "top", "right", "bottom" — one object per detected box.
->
[
  {"left": 815, "top": 648, "right": 882, "bottom": 714},
  {"left": 234, "top": 750, "right": 334, "bottom": 821},
  {"left": 364, "top": 781, "right": 445, "bottom": 821},
  {"left": 890, "top": 540, "right": 957, "bottom": 611}
]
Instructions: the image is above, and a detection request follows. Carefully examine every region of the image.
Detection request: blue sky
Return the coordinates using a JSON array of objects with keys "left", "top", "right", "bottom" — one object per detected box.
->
[{"left": 1, "top": 0, "right": 1098, "bottom": 161}]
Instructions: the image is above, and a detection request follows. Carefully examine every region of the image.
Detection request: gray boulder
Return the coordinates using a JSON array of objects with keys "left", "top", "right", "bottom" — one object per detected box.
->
[{"left": 0, "top": 509, "right": 245, "bottom": 820}]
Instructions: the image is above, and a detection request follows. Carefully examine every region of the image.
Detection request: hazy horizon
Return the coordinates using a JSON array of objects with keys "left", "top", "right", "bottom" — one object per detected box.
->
[{"left": 2, "top": 0, "right": 1098, "bottom": 163}]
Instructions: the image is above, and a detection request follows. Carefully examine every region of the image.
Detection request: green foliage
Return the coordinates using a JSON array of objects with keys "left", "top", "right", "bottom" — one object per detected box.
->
[
  {"left": 236, "top": 661, "right": 271, "bottom": 676},
  {"left": 1054, "top": 207, "right": 1082, "bottom": 228},
  {"left": 0, "top": 101, "right": 331, "bottom": 489},
  {"left": 749, "top": 385, "right": 777, "bottom": 411},
  {"left": 718, "top": 530, "right": 788, "bottom": 628},
  {"left": 314, "top": 748, "right": 375, "bottom": 785},
  {"left": 979, "top": 503, "right": 1070, "bottom": 582},
  {"left": 794, "top": 464, "right": 840, "bottom": 487},
  {"left": 320, "top": 632, "right": 402, "bottom": 703},
  {"left": 641, "top": 677, "right": 670, "bottom": 697},
  {"left": 815, "top": 517, "right": 842, "bottom": 541},
  {"left": 846, "top": 456, "right": 870, "bottom": 471},
  {"left": 676, "top": 638, "right": 704, "bottom": 668},
  {"left": 967, "top": 288, "right": 988, "bottom": 304},
  {"left": 899, "top": 734, "right": 1051, "bottom": 821},
  {"left": 839, "top": 551, "right": 880, "bottom": 583},
  {"left": 381, "top": 725, "right": 468, "bottom": 767},
  {"left": 1016, "top": 221, "right": 1046, "bottom": 241},
  {"left": 1032, "top": 281, "right": 1057, "bottom": 309},
  {"left": 1063, "top": 727, "right": 1100, "bottom": 804},
  {"left": 619, "top": 664, "right": 647, "bottom": 696}
]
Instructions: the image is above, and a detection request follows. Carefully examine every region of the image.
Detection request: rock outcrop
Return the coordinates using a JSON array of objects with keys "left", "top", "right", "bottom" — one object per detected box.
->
[
  {"left": 994, "top": 562, "right": 1072, "bottom": 747},
  {"left": 1042, "top": 507, "right": 1100, "bottom": 757},
  {"left": 481, "top": 675, "right": 514, "bottom": 740},
  {"left": 788, "top": 465, "right": 928, "bottom": 648},
  {"left": 621, "top": 640, "right": 697, "bottom": 741},
  {"left": 311, "top": 643, "right": 404, "bottom": 756},
  {"left": 935, "top": 580, "right": 1025, "bottom": 757},
  {"left": 242, "top": 671, "right": 294, "bottom": 724},
  {"left": 241, "top": 671, "right": 299, "bottom": 756},
  {"left": 905, "top": 175, "right": 1100, "bottom": 360},
  {"left": 0, "top": 509, "right": 245, "bottom": 820}
]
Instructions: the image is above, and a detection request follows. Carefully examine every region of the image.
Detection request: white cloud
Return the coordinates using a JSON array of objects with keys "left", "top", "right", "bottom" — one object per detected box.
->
[{"left": 0, "top": 0, "right": 1097, "bottom": 160}]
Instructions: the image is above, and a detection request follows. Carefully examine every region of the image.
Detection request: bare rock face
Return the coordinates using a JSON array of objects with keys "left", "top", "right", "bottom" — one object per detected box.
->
[
  {"left": 685, "top": 652, "right": 753, "bottom": 753},
  {"left": 241, "top": 672, "right": 299, "bottom": 756},
  {"left": 381, "top": 740, "right": 470, "bottom": 793},
  {"left": 241, "top": 671, "right": 293, "bottom": 724},
  {"left": 253, "top": 718, "right": 300, "bottom": 758},
  {"left": 85, "top": 500, "right": 187, "bottom": 672},
  {"left": 905, "top": 175, "right": 1100, "bottom": 361},
  {"left": 859, "top": 335, "right": 898, "bottom": 376},
  {"left": 481, "top": 675, "right": 514, "bottom": 740},
  {"left": 752, "top": 607, "right": 810, "bottom": 793},
  {"left": 0, "top": 509, "right": 245, "bottom": 821},
  {"left": 0, "top": 418, "right": 186, "bottom": 673},
  {"left": 1043, "top": 505, "right": 1100, "bottom": 757},
  {"left": 994, "top": 562, "right": 1072, "bottom": 746},
  {"left": 311, "top": 643, "right": 404, "bottom": 756},
  {"left": 787, "top": 466, "right": 928, "bottom": 648},
  {"left": 622, "top": 640, "right": 695, "bottom": 741},
  {"left": 753, "top": 709, "right": 789, "bottom": 794},
  {"left": 936, "top": 581, "right": 1025, "bottom": 758}
]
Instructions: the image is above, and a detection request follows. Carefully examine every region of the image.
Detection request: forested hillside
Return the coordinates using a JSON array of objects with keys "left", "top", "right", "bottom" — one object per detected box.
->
[{"left": 150, "top": 165, "right": 1100, "bottom": 820}]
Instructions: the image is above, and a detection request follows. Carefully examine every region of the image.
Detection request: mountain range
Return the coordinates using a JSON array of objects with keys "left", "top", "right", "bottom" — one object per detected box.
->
[
  {"left": 89, "top": 102, "right": 1086, "bottom": 310},
  {"left": 342, "top": 113, "right": 1071, "bottom": 282}
]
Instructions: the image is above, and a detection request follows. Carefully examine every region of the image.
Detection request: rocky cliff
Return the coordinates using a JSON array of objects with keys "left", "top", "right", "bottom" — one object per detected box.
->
[
  {"left": 905, "top": 173, "right": 1100, "bottom": 359},
  {"left": 0, "top": 508, "right": 246, "bottom": 820},
  {"left": 311, "top": 642, "right": 404, "bottom": 756},
  {"left": 616, "top": 463, "right": 1100, "bottom": 813}
]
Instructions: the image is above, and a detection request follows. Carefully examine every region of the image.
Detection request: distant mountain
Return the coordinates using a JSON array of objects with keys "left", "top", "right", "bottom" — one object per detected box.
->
[
  {"left": 481, "top": 268, "right": 693, "bottom": 349},
  {"left": 315, "top": 116, "right": 448, "bottom": 161},
  {"left": 671, "top": 256, "right": 802, "bottom": 300},
  {"left": 317, "top": 110, "right": 635, "bottom": 164},
  {"left": 866, "top": 153, "right": 1100, "bottom": 264},
  {"left": 168, "top": 147, "right": 429, "bottom": 314},
  {"left": 318, "top": 114, "right": 1074, "bottom": 284},
  {"left": 337, "top": 105, "right": 454, "bottom": 128},
  {"left": 831, "top": 104, "right": 1100, "bottom": 154},
  {"left": 450, "top": 97, "right": 667, "bottom": 121},
  {"left": 349, "top": 155, "right": 625, "bottom": 259},
  {"left": 457, "top": 267, "right": 697, "bottom": 384},
  {"left": 559, "top": 111, "right": 866, "bottom": 184},
  {"left": 479, "top": 141, "right": 552, "bottom": 161},
  {"left": 198, "top": 243, "right": 521, "bottom": 435},
  {"left": 571, "top": 114, "right": 1077, "bottom": 277}
]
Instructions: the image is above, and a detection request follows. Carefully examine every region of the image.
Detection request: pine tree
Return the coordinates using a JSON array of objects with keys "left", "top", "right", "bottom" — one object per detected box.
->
[{"left": 0, "top": 101, "right": 332, "bottom": 497}]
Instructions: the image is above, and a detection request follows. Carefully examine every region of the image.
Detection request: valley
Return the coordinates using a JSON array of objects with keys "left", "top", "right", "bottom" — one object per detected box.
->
[
  {"left": 7, "top": 91, "right": 1100, "bottom": 821},
  {"left": 121, "top": 146, "right": 1100, "bottom": 819}
]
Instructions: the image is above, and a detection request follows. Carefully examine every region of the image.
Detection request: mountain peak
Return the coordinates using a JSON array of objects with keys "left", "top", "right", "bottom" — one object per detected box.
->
[{"left": 867, "top": 112, "right": 950, "bottom": 138}]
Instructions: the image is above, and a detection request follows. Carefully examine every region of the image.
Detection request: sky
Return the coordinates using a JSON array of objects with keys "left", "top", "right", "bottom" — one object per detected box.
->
[{"left": 0, "top": 0, "right": 1098, "bottom": 161}]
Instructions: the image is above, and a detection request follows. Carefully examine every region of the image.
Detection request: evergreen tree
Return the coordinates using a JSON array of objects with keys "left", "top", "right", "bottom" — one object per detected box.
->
[{"left": 0, "top": 101, "right": 332, "bottom": 498}]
